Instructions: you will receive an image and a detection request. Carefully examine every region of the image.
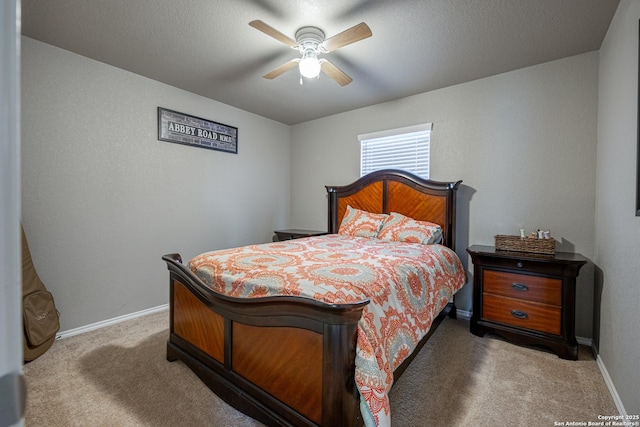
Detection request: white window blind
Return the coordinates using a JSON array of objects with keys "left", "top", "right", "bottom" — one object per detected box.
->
[{"left": 358, "top": 123, "right": 432, "bottom": 178}]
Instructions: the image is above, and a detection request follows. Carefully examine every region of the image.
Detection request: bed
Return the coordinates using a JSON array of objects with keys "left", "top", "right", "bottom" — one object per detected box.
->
[{"left": 162, "top": 169, "right": 465, "bottom": 427}]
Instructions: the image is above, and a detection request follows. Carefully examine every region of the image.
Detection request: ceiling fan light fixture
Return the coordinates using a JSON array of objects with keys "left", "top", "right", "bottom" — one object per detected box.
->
[
  {"left": 299, "top": 50, "right": 321, "bottom": 78},
  {"left": 250, "top": 20, "right": 371, "bottom": 86}
]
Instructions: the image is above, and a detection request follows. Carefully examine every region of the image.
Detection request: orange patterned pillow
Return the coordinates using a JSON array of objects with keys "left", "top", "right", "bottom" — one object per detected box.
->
[
  {"left": 338, "top": 205, "right": 388, "bottom": 238},
  {"left": 377, "top": 212, "right": 442, "bottom": 244}
]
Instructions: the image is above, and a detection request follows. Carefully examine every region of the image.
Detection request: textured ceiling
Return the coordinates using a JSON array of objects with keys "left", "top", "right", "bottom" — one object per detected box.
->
[{"left": 21, "top": 0, "right": 619, "bottom": 125}]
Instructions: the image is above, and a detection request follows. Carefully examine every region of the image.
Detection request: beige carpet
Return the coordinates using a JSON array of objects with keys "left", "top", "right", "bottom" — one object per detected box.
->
[{"left": 23, "top": 310, "right": 617, "bottom": 426}]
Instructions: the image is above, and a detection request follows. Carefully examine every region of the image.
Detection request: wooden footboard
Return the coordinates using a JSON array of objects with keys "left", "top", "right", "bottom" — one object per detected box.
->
[{"left": 163, "top": 253, "right": 369, "bottom": 427}]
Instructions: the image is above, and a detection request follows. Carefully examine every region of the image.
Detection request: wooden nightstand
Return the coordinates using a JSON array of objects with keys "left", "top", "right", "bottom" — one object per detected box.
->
[
  {"left": 467, "top": 245, "right": 587, "bottom": 360},
  {"left": 274, "top": 229, "right": 328, "bottom": 241}
]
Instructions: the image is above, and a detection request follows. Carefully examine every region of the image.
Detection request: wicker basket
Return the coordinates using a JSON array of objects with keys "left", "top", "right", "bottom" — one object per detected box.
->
[{"left": 495, "top": 235, "right": 556, "bottom": 255}]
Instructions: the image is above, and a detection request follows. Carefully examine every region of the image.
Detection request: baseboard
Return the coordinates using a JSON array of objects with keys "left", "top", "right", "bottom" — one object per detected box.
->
[
  {"left": 596, "top": 353, "right": 627, "bottom": 416},
  {"left": 576, "top": 336, "right": 593, "bottom": 347},
  {"left": 578, "top": 339, "right": 626, "bottom": 416},
  {"left": 56, "top": 304, "right": 169, "bottom": 340},
  {"left": 456, "top": 309, "right": 472, "bottom": 320}
]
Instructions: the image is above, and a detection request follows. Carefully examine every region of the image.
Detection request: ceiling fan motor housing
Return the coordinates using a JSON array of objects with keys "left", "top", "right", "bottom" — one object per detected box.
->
[{"left": 295, "top": 26, "right": 326, "bottom": 53}]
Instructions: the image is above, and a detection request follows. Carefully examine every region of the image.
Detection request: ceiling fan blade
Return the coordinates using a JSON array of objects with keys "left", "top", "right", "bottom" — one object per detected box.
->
[
  {"left": 249, "top": 20, "right": 298, "bottom": 47},
  {"left": 263, "top": 59, "right": 300, "bottom": 79},
  {"left": 320, "top": 60, "right": 353, "bottom": 86},
  {"left": 322, "top": 22, "right": 372, "bottom": 52}
]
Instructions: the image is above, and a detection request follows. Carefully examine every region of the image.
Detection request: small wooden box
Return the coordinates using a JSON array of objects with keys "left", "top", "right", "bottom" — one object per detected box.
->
[{"left": 494, "top": 235, "right": 556, "bottom": 255}]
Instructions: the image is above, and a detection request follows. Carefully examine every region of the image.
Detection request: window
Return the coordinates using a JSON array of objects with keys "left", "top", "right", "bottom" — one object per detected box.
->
[{"left": 358, "top": 123, "right": 432, "bottom": 178}]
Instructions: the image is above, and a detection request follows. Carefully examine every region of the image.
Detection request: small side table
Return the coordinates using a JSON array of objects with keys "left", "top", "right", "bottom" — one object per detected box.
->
[
  {"left": 274, "top": 229, "right": 328, "bottom": 241},
  {"left": 467, "top": 245, "right": 587, "bottom": 360}
]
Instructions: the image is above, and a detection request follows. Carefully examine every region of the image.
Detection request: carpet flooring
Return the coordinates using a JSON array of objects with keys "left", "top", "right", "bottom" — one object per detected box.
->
[{"left": 23, "top": 309, "right": 617, "bottom": 426}]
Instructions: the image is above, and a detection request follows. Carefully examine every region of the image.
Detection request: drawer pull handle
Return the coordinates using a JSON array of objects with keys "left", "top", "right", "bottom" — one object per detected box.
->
[
  {"left": 511, "top": 283, "right": 529, "bottom": 291},
  {"left": 511, "top": 310, "right": 529, "bottom": 319},
  {"left": 516, "top": 262, "right": 524, "bottom": 268}
]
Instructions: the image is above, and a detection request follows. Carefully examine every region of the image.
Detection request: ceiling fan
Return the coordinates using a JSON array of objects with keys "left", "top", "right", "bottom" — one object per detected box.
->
[{"left": 249, "top": 20, "right": 372, "bottom": 86}]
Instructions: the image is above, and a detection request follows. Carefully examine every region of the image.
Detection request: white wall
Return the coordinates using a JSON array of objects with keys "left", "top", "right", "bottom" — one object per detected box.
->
[
  {"left": 290, "top": 52, "right": 599, "bottom": 338},
  {"left": 21, "top": 37, "right": 291, "bottom": 331},
  {"left": 596, "top": 0, "right": 640, "bottom": 415}
]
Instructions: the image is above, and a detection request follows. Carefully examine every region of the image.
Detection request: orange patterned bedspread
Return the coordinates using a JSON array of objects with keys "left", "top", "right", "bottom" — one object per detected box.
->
[{"left": 188, "top": 234, "right": 466, "bottom": 427}]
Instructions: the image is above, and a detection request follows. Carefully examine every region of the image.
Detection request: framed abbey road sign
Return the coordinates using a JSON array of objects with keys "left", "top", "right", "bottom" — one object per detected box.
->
[{"left": 158, "top": 107, "right": 238, "bottom": 154}]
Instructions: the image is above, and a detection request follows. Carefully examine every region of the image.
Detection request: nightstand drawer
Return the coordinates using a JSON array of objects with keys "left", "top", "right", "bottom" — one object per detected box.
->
[
  {"left": 483, "top": 270, "right": 561, "bottom": 305},
  {"left": 480, "top": 257, "right": 566, "bottom": 277},
  {"left": 483, "top": 294, "right": 561, "bottom": 335}
]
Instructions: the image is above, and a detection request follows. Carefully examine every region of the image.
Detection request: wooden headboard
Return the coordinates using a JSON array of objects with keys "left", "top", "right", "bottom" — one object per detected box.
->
[{"left": 326, "top": 169, "right": 462, "bottom": 250}]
